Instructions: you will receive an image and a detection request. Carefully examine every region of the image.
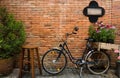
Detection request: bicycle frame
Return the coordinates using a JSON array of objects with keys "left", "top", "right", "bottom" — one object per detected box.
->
[
  {"left": 58, "top": 38, "right": 95, "bottom": 65},
  {"left": 59, "top": 41, "right": 76, "bottom": 64}
]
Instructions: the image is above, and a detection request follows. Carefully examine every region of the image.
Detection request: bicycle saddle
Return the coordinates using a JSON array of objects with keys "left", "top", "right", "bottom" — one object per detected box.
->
[{"left": 85, "top": 38, "right": 94, "bottom": 42}]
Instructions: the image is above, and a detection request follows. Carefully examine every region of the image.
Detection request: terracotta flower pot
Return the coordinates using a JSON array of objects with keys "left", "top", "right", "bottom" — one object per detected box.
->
[
  {"left": 116, "top": 61, "right": 120, "bottom": 78},
  {"left": 0, "top": 58, "right": 14, "bottom": 75}
]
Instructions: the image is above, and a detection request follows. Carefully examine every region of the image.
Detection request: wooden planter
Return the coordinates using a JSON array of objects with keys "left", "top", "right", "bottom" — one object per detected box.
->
[
  {"left": 92, "top": 42, "right": 120, "bottom": 50},
  {"left": 0, "top": 58, "right": 14, "bottom": 75}
]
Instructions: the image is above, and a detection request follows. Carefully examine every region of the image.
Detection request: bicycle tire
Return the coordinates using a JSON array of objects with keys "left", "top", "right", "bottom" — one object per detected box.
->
[
  {"left": 85, "top": 50, "right": 110, "bottom": 74},
  {"left": 42, "top": 49, "right": 67, "bottom": 75}
]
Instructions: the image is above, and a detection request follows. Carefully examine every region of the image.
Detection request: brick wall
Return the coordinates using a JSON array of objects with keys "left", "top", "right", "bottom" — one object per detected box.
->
[{"left": 0, "top": 0, "right": 120, "bottom": 67}]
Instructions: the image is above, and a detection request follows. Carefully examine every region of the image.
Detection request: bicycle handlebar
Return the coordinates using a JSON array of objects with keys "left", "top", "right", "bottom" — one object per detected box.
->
[{"left": 64, "top": 26, "right": 79, "bottom": 42}]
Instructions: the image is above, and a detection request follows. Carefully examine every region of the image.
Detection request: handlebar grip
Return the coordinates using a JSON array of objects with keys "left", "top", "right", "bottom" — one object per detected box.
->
[{"left": 72, "top": 32, "right": 77, "bottom": 34}]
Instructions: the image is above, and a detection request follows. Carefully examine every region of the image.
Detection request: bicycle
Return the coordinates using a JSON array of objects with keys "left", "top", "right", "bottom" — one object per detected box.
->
[{"left": 41, "top": 26, "right": 110, "bottom": 77}]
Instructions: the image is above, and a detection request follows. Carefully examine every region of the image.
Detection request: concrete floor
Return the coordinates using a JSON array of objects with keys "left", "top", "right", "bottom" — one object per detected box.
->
[{"left": 0, "top": 68, "right": 119, "bottom": 78}]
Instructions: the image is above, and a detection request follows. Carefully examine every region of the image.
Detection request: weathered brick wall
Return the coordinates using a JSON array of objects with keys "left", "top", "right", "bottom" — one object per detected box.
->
[
  {"left": 0, "top": 0, "right": 120, "bottom": 67},
  {"left": 111, "top": 0, "right": 120, "bottom": 67}
]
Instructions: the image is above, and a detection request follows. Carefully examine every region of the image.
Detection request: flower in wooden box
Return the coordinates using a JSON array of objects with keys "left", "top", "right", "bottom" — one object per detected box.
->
[
  {"left": 114, "top": 49, "right": 120, "bottom": 60},
  {"left": 89, "top": 21, "right": 116, "bottom": 43}
]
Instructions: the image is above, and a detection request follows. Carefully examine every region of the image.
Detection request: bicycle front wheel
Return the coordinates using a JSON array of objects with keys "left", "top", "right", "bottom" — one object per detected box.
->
[
  {"left": 42, "top": 49, "right": 67, "bottom": 75},
  {"left": 86, "top": 51, "right": 110, "bottom": 74}
]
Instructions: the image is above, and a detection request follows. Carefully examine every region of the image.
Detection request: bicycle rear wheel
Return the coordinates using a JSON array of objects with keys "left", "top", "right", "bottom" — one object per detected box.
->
[
  {"left": 42, "top": 49, "right": 67, "bottom": 75},
  {"left": 86, "top": 51, "right": 110, "bottom": 74}
]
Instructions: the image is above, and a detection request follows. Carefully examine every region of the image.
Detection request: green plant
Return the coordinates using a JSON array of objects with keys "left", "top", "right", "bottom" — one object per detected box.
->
[
  {"left": 89, "top": 21, "right": 116, "bottom": 43},
  {"left": 0, "top": 7, "right": 26, "bottom": 59}
]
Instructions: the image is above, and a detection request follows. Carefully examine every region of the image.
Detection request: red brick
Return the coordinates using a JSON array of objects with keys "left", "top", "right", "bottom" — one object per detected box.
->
[{"left": 0, "top": 0, "right": 120, "bottom": 67}]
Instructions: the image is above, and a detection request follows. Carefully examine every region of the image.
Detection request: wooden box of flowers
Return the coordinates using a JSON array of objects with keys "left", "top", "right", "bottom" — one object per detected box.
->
[
  {"left": 89, "top": 21, "right": 120, "bottom": 78},
  {"left": 89, "top": 21, "right": 117, "bottom": 50}
]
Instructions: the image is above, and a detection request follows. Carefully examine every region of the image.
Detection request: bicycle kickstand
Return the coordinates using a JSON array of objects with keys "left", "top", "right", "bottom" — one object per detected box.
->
[{"left": 79, "top": 67, "right": 83, "bottom": 78}]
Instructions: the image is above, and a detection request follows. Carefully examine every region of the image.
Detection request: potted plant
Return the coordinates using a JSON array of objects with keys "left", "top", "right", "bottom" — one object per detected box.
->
[
  {"left": 89, "top": 21, "right": 116, "bottom": 43},
  {"left": 114, "top": 49, "right": 120, "bottom": 78},
  {"left": 0, "top": 7, "right": 26, "bottom": 75}
]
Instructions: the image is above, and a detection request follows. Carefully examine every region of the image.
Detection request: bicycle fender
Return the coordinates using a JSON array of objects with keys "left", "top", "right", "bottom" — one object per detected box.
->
[{"left": 51, "top": 47, "right": 61, "bottom": 50}]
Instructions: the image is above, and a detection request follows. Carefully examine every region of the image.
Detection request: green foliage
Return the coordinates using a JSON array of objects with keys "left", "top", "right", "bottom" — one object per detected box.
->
[
  {"left": 0, "top": 7, "right": 26, "bottom": 59},
  {"left": 89, "top": 21, "right": 116, "bottom": 43}
]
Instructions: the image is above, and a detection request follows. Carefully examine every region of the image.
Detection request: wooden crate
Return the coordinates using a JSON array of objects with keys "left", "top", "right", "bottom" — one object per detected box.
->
[{"left": 93, "top": 42, "right": 120, "bottom": 50}]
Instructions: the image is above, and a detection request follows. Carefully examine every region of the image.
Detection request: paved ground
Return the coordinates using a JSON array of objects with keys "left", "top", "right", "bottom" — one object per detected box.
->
[{"left": 0, "top": 68, "right": 119, "bottom": 78}]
